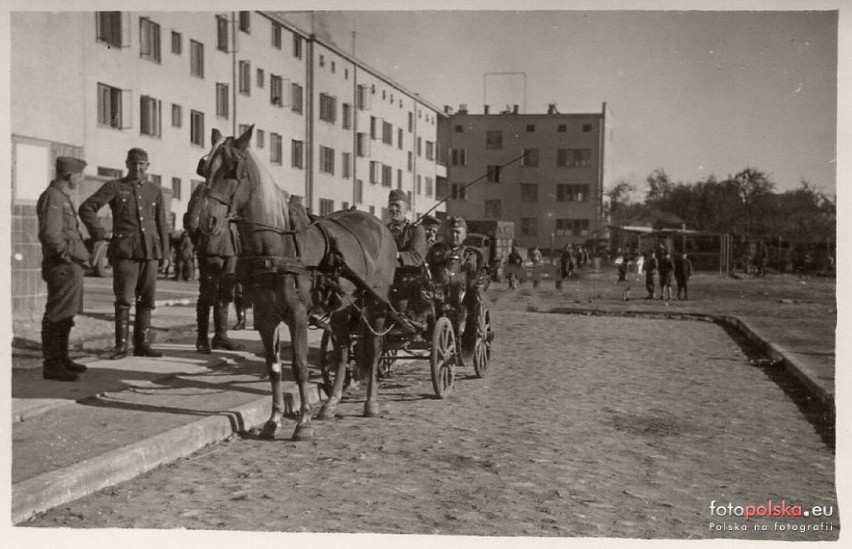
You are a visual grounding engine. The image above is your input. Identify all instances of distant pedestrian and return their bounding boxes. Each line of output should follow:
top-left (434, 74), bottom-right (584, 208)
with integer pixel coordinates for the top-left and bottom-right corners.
top-left (173, 230), bottom-right (195, 281)
top-left (635, 254), bottom-right (645, 276)
top-left (644, 251), bottom-right (658, 299)
top-left (658, 250), bottom-right (675, 301)
top-left (755, 240), bottom-right (768, 277)
top-left (560, 245), bottom-right (575, 279)
top-left (37, 156), bottom-right (91, 381)
top-left (615, 255), bottom-right (628, 284)
top-left (80, 148), bottom-right (170, 359)
top-left (529, 247), bottom-right (543, 266)
top-left (675, 252), bottom-right (693, 300)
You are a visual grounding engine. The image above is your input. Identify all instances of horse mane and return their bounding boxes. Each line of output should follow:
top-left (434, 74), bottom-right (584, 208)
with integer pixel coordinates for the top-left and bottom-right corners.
top-left (243, 147), bottom-right (290, 230)
top-left (287, 198), bottom-right (311, 231)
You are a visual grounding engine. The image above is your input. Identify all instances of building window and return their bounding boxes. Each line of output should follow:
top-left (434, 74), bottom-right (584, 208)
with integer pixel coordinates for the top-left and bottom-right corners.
top-left (526, 124), bottom-right (535, 132)
top-left (320, 146), bottom-right (335, 175)
top-left (521, 184), bottom-right (538, 203)
top-left (345, 68), bottom-right (349, 80)
top-left (215, 83), bottom-right (229, 119)
top-left (417, 137), bottom-right (422, 157)
top-left (140, 95), bottom-right (162, 137)
top-left (557, 149), bottom-right (592, 168)
top-left (319, 93), bottom-right (337, 123)
top-left (408, 111), bottom-right (413, 132)
top-left (397, 128), bottom-right (403, 150)
top-left (293, 34), bottom-right (303, 59)
top-left (484, 200), bottom-right (502, 219)
top-left (451, 184), bottom-right (467, 200)
top-left (416, 175), bottom-right (422, 195)
top-left (239, 11), bottom-right (250, 33)
top-left (486, 130), bottom-right (503, 149)
top-left (342, 103), bottom-right (352, 129)
top-left (381, 164), bottom-right (392, 187)
top-left (486, 165), bottom-right (501, 183)
top-left (97, 166), bottom-right (123, 178)
top-left (172, 177), bottom-right (182, 200)
top-left (382, 121), bottom-right (393, 145)
top-left (407, 151), bottom-right (413, 172)
top-left (270, 133), bottom-right (282, 164)
top-left (171, 31), bottom-right (182, 54)
top-left (356, 133), bottom-right (369, 157)
top-left (556, 184), bottom-right (590, 202)
top-left (342, 152), bottom-right (352, 179)
top-left (271, 23), bottom-right (282, 49)
top-left (319, 198), bottom-right (334, 216)
top-left (425, 141), bottom-right (434, 161)
top-left (257, 68), bottom-right (265, 88)
top-left (256, 129), bottom-right (265, 149)
top-left (583, 123), bottom-right (593, 132)
top-left (520, 218), bottom-right (538, 237)
top-left (436, 177), bottom-right (448, 198)
top-left (96, 12), bottom-right (124, 48)
top-left (369, 161), bottom-right (378, 184)
top-left (354, 180), bottom-right (363, 204)
top-left (97, 83), bottom-right (128, 129)
top-left (171, 104), bottom-right (182, 127)
top-left (450, 148), bottom-right (467, 166)
top-left (522, 148), bottom-right (539, 167)
top-left (425, 177), bottom-right (434, 197)
top-left (370, 116), bottom-right (377, 140)
top-left (454, 124), bottom-right (464, 133)
top-left (557, 124), bottom-right (567, 133)
top-left (555, 219), bottom-right (590, 237)
top-left (216, 16), bottom-right (228, 52)
top-left (190, 40), bottom-right (204, 78)
top-left (270, 75), bottom-right (283, 107)
top-left (290, 139), bottom-right (303, 168)
top-left (291, 83), bottom-right (302, 113)
top-left (331, 61), bottom-right (336, 73)
top-left (139, 18), bottom-right (161, 63)
top-left (238, 61), bottom-right (250, 95)
top-left (190, 110), bottom-right (205, 146)
top-left (357, 85), bottom-right (371, 110)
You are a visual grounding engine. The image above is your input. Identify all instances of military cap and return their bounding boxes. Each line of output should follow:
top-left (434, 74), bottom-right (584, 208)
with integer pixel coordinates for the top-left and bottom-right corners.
top-left (388, 189), bottom-right (408, 204)
top-left (447, 216), bottom-right (467, 230)
top-left (126, 148), bottom-right (149, 162)
top-left (420, 214), bottom-right (440, 227)
top-left (56, 156), bottom-right (87, 177)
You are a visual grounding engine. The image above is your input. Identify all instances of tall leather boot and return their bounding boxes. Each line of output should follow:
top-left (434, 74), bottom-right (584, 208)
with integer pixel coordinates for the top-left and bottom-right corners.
top-left (111, 306), bottom-right (130, 360)
top-left (211, 302), bottom-right (244, 351)
top-left (58, 319), bottom-right (87, 372)
top-left (196, 301), bottom-right (212, 354)
top-left (232, 297), bottom-right (246, 331)
top-left (42, 320), bottom-right (78, 381)
top-left (133, 307), bottom-right (164, 358)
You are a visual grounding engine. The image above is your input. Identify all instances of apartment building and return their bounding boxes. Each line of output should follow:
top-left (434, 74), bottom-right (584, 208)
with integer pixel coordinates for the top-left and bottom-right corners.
top-left (9, 10), bottom-right (446, 313)
top-left (441, 103), bottom-right (611, 254)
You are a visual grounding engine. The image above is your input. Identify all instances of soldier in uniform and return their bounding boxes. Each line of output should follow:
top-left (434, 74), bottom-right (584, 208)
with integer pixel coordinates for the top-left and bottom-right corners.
top-left (421, 215), bottom-right (440, 250)
top-left (427, 216), bottom-right (483, 326)
top-left (184, 183), bottom-right (244, 353)
top-left (386, 189), bottom-right (427, 266)
top-left (37, 156), bottom-right (91, 381)
top-left (79, 148), bottom-right (170, 359)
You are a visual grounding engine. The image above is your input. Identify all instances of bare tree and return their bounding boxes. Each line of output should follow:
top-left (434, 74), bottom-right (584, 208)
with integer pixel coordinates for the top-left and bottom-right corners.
top-left (730, 167), bottom-right (775, 241)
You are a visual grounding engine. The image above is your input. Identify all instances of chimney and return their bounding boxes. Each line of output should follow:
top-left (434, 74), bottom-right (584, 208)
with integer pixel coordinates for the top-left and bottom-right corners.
top-left (513, 104), bottom-right (519, 114)
top-left (459, 104), bottom-right (468, 114)
top-left (444, 105), bottom-right (454, 115)
top-left (547, 103), bottom-right (559, 115)
top-left (484, 105), bottom-right (490, 115)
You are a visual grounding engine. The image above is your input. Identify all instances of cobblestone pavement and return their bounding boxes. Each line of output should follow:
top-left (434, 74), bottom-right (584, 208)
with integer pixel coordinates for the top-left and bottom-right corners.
top-left (24, 312), bottom-right (837, 540)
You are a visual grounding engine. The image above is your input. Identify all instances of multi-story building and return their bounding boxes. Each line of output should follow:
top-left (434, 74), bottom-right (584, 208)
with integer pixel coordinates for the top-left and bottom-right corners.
top-left (10, 10), bottom-right (446, 313)
top-left (441, 103), bottom-right (611, 255)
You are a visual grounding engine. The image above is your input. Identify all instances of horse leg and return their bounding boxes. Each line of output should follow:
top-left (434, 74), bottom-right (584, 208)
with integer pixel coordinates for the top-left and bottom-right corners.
top-left (288, 307), bottom-right (315, 441)
top-left (318, 312), bottom-right (349, 420)
top-left (363, 304), bottom-right (384, 418)
top-left (258, 317), bottom-right (285, 439)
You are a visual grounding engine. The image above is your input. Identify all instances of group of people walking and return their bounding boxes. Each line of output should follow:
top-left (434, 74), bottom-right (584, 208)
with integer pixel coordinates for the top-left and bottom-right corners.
top-left (633, 248), bottom-right (693, 301)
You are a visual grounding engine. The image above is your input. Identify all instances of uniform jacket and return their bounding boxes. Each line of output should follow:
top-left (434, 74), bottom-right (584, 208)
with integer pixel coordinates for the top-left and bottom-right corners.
top-left (658, 256), bottom-right (675, 276)
top-left (645, 256), bottom-right (659, 273)
top-left (37, 181), bottom-right (91, 267)
top-left (388, 219), bottom-right (427, 266)
top-left (674, 257), bottom-right (693, 279)
top-left (183, 184), bottom-right (240, 257)
top-left (79, 176), bottom-right (170, 261)
top-left (427, 243), bottom-right (481, 290)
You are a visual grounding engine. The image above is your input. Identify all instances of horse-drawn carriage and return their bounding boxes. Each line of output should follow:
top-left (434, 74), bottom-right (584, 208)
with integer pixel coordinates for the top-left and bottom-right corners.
top-left (318, 246), bottom-right (494, 399)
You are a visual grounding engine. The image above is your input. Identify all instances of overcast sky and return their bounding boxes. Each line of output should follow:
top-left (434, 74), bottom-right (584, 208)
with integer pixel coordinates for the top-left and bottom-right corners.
top-left (298, 9), bottom-right (838, 197)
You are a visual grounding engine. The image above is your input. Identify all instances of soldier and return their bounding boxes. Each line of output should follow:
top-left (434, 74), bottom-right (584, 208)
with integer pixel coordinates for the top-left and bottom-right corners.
top-left (420, 214), bottom-right (440, 250)
top-left (644, 250), bottom-right (658, 299)
top-left (37, 156), bottom-right (91, 381)
top-left (675, 252), bottom-right (693, 300)
top-left (184, 183), bottom-right (244, 353)
top-left (386, 189), bottom-right (427, 266)
top-left (79, 148), bottom-right (170, 359)
top-left (427, 217), bottom-right (483, 325)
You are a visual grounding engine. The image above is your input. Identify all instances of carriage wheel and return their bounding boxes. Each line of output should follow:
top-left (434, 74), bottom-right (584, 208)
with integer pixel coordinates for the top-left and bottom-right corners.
top-left (473, 306), bottom-right (492, 378)
top-left (430, 316), bottom-right (456, 398)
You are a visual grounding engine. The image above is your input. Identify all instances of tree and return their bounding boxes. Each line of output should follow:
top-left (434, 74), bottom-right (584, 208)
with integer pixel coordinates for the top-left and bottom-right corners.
top-left (729, 167), bottom-right (774, 241)
top-left (605, 179), bottom-right (636, 217)
top-left (645, 168), bottom-right (675, 203)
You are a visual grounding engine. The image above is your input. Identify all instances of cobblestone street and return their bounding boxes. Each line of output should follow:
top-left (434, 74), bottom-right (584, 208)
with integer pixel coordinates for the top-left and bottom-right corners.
top-left (25, 311), bottom-right (837, 540)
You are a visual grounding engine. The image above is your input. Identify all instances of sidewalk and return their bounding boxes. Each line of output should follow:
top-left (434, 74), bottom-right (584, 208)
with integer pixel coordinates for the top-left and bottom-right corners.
top-left (10, 272), bottom-right (836, 524)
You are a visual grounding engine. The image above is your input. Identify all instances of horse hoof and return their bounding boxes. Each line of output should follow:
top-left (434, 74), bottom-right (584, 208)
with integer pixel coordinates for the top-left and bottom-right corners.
top-left (259, 420), bottom-right (281, 440)
top-left (364, 401), bottom-right (380, 417)
top-left (317, 404), bottom-right (337, 420)
top-left (291, 424), bottom-right (315, 441)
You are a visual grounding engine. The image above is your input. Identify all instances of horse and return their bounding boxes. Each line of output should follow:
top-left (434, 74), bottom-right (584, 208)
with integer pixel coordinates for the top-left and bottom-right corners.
top-left (188, 126), bottom-right (398, 441)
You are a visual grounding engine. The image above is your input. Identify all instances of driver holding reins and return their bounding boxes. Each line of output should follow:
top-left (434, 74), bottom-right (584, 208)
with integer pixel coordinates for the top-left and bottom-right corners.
top-left (386, 189), bottom-right (427, 267)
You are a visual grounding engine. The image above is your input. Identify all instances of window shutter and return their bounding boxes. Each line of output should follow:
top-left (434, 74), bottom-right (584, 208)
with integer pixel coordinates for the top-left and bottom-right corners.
top-left (121, 89), bottom-right (133, 129)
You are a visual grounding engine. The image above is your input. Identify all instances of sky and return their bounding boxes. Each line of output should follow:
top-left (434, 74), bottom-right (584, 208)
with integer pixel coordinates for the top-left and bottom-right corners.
top-left (291, 9), bottom-right (838, 197)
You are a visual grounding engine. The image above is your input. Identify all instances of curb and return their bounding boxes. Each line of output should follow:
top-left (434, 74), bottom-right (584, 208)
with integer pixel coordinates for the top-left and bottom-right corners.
top-left (547, 306), bottom-right (834, 413)
top-left (13, 381), bottom-right (325, 525)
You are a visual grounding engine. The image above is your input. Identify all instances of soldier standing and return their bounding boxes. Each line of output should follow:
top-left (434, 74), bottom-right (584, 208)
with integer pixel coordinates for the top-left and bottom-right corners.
top-left (184, 183), bottom-right (244, 353)
top-left (386, 189), bottom-right (427, 266)
top-left (79, 148), bottom-right (170, 359)
top-left (37, 156), bottom-right (91, 381)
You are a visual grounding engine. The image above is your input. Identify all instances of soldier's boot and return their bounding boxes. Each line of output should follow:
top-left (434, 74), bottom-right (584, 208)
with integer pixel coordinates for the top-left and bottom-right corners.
top-left (58, 319), bottom-right (87, 373)
top-left (232, 297), bottom-right (247, 331)
top-left (211, 303), bottom-right (244, 351)
top-left (111, 306), bottom-right (131, 360)
top-left (42, 320), bottom-right (78, 381)
top-left (196, 302), bottom-right (212, 354)
top-left (133, 307), bottom-right (164, 358)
